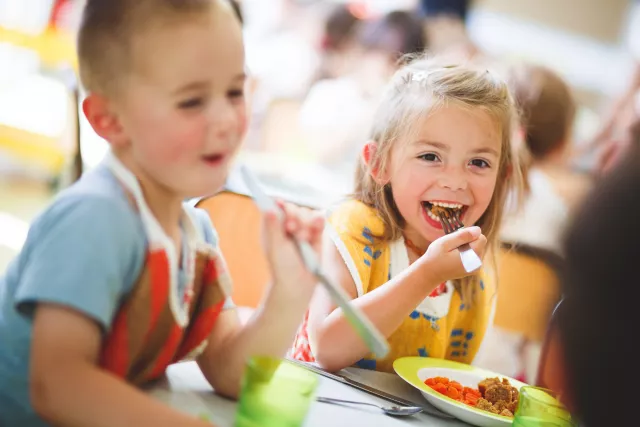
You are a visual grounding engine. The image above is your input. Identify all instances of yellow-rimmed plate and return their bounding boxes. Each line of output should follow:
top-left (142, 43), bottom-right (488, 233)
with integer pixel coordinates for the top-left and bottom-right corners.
top-left (393, 357), bottom-right (527, 427)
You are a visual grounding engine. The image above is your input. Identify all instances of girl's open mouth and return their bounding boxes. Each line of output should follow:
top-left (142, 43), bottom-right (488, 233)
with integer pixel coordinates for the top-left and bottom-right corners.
top-left (421, 201), bottom-right (468, 225)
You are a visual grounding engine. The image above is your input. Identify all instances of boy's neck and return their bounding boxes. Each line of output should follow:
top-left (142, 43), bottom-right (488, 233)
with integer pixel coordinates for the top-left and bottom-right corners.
top-left (138, 177), bottom-right (184, 236)
top-left (115, 153), bottom-right (184, 236)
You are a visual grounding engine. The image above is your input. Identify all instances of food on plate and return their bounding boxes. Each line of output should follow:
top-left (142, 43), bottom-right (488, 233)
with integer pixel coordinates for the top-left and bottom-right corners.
top-left (424, 376), bottom-right (519, 418)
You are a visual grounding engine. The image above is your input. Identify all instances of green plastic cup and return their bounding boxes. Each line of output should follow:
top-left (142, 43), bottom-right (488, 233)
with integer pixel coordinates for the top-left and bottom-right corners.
top-left (512, 386), bottom-right (576, 427)
top-left (234, 356), bottom-right (319, 427)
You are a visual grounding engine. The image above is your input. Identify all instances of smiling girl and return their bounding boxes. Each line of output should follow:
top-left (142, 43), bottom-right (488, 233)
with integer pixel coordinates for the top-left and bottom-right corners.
top-left (291, 57), bottom-right (522, 372)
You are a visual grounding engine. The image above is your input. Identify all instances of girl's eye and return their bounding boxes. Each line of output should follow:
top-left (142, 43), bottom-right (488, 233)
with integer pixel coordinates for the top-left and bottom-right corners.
top-left (419, 153), bottom-right (440, 162)
top-left (470, 158), bottom-right (490, 168)
top-left (178, 97), bottom-right (204, 109)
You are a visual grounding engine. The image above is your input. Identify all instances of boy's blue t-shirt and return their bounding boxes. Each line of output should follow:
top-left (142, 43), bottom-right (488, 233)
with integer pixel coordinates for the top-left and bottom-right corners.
top-left (0, 163), bottom-right (234, 426)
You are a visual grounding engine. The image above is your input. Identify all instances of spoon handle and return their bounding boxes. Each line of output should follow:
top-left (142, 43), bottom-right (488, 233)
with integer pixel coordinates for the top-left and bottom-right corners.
top-left (316, 396), bottom-right (380, 409)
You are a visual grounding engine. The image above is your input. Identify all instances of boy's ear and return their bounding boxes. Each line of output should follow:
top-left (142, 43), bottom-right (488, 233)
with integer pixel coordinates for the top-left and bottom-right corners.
top-left (82, 93), bottom-right (127, 148)
top-left (362, 140), bottom-right (390, 184)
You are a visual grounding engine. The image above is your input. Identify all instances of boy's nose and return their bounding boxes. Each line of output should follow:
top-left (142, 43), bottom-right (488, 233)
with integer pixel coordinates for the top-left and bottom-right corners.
top-left (207, 98), bottom-right (239, 136)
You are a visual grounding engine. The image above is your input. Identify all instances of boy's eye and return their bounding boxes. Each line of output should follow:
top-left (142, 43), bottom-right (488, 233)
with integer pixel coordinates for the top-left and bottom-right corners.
top-left (419, 153), bottom-right (440, 162)
top-left (470, 158), bottom-right (490, 168)
top-left (178, 97), bottom-right (204, 109)
top-left (227, 89), bottom-right (244, 99)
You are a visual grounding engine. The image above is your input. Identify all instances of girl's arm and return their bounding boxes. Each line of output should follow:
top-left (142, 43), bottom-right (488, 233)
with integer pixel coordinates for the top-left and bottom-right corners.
top-left (307, 227), bottom-right (486, 372)
top-left (30, 304), bottom-right (213, 427)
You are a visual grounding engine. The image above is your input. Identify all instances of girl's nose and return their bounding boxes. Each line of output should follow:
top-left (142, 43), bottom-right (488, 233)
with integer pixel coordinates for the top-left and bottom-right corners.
top-left (437, 168), bottom-right (468, 191)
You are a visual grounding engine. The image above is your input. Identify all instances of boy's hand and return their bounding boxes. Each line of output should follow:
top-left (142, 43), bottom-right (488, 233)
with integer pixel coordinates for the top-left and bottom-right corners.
top-left (419, 226), bottom-right (487, 284)
top-left (262, 201), bottom-right (324, 303)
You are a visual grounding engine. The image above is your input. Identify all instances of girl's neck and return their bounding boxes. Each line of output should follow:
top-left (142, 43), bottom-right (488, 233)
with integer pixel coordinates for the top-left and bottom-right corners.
top-left (403, 227), bottom-right (430, 257)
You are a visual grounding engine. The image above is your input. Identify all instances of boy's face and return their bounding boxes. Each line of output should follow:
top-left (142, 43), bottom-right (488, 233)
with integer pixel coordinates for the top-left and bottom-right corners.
top-left (110, 5), bottom-right (246, 199)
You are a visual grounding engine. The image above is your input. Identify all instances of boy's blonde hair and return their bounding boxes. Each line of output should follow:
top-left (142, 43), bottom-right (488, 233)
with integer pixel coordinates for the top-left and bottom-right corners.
top-left (354, 56), bottom-right (522, 300)
top-left (78, 0), bottom-right (220, 95)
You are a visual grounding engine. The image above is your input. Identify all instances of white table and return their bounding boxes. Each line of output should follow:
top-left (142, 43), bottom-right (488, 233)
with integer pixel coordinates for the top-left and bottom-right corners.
top-left (148, 362), bottom-right (470, 427)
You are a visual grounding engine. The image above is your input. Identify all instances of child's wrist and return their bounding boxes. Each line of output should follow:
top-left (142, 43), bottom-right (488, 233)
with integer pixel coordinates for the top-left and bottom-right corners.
top-left (263, 281), bottom-right (314, 311)
top-left (413, 256), bottom-right (445, 290)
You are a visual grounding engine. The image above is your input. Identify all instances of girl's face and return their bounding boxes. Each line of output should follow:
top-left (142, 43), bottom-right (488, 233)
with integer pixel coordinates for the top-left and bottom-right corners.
top-left (380, 105), bottom-right (502, 248)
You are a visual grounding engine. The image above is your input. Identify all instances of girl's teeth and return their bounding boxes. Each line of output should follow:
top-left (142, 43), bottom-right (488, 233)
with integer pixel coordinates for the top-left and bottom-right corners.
top-left (426, 209), bottom-right (439, 221)
top-left (430, 201), bottom-right (463, 209)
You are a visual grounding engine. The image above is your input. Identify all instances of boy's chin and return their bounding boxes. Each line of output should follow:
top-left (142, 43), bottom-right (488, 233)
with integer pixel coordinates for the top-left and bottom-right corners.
top-left (183, 182), bottom-right (225, 200)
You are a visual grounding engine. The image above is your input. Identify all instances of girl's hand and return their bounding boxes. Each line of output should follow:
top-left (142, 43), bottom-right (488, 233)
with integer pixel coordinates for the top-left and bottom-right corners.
top-left (261, 201), bottom-right (325, 303)
top-left (419, 226), bottom-right (487, 284)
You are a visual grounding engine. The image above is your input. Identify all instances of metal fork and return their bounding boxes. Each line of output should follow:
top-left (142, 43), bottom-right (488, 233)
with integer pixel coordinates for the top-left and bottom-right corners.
top-left (437, 209), bottom-right (483, 273)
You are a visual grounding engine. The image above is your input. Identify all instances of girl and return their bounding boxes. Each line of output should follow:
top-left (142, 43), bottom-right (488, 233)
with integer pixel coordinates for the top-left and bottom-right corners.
top-left (292, 56), bottom-right (521, 372)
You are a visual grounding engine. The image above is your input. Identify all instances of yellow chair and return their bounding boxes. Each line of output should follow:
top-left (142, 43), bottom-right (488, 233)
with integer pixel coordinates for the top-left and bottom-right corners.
top-left (195, 192), bottom-right (271, 308)
top-left (494, 244), bottom-right (562, 343)
top-left (0, 22), bottom-right (80, 181)
top-left (535, 300), bottom-right (564, 389)
top-left (0, 26), bottom-right (77, 70)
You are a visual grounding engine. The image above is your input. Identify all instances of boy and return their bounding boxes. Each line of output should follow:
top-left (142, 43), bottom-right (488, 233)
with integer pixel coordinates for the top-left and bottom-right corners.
top-left (0, 1), bottom-right (322, 426)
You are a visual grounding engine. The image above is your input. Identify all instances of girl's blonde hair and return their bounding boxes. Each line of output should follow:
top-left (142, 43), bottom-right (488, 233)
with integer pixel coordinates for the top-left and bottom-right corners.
top-left (353, 55), bottom-right (523, 301)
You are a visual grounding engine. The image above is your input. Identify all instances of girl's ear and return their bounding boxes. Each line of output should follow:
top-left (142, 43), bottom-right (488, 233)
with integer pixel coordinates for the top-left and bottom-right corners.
top-left (362, 140), bottom-right (390, 184)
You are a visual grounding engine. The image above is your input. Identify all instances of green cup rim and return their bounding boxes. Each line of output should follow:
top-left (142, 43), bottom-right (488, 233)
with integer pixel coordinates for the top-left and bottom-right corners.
top-left (519, 386), bottom-right (567, 410)
top-left (245, 355), bottom-right (318, 388)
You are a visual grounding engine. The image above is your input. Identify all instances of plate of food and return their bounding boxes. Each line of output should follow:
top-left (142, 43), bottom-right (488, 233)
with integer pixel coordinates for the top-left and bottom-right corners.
top-left (393, 357), bottom-right (527, 427)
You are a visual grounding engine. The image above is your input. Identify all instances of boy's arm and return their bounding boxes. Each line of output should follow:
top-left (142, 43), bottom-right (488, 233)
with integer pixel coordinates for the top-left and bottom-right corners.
top-left (31, 304), bottom-right (213, 427)
top-left (197, 289), bottom-right (309, 399)
top-left (196, 204), bottom-right (324, 399)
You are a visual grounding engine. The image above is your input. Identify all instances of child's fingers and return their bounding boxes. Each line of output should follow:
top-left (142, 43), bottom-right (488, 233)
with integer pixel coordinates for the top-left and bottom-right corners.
top-left (280, 203), bottom-right (319, 235)
top-left (263, 210), bottom-right (284, 241)
top-left (306, 217), bottom-right (325, 245)
top-left (296, 212), bottom-right (324, 245)
top-left (278, 202), bottom-right (301, 234)
top-left (439, 226), bottom-right (482, 252)
top-left (468, 234), bottom-right (487, 259)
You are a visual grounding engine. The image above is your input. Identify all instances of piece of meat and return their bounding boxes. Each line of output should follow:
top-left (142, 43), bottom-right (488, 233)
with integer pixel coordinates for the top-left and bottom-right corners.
top-left (510, 386), bottom-right (520, 403)
top-left (478, 378), bottom-right (501, 395)
top-left (493, 401), bottom-right (509, 412)
top-left (485, 384), bottom-right (514, 404)
top-left (476, 398), bottom-right (499, 414)
top-left (500, 409), bottom-right (514, 418)
top-left (507, 400), bottom-right (518, 414)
